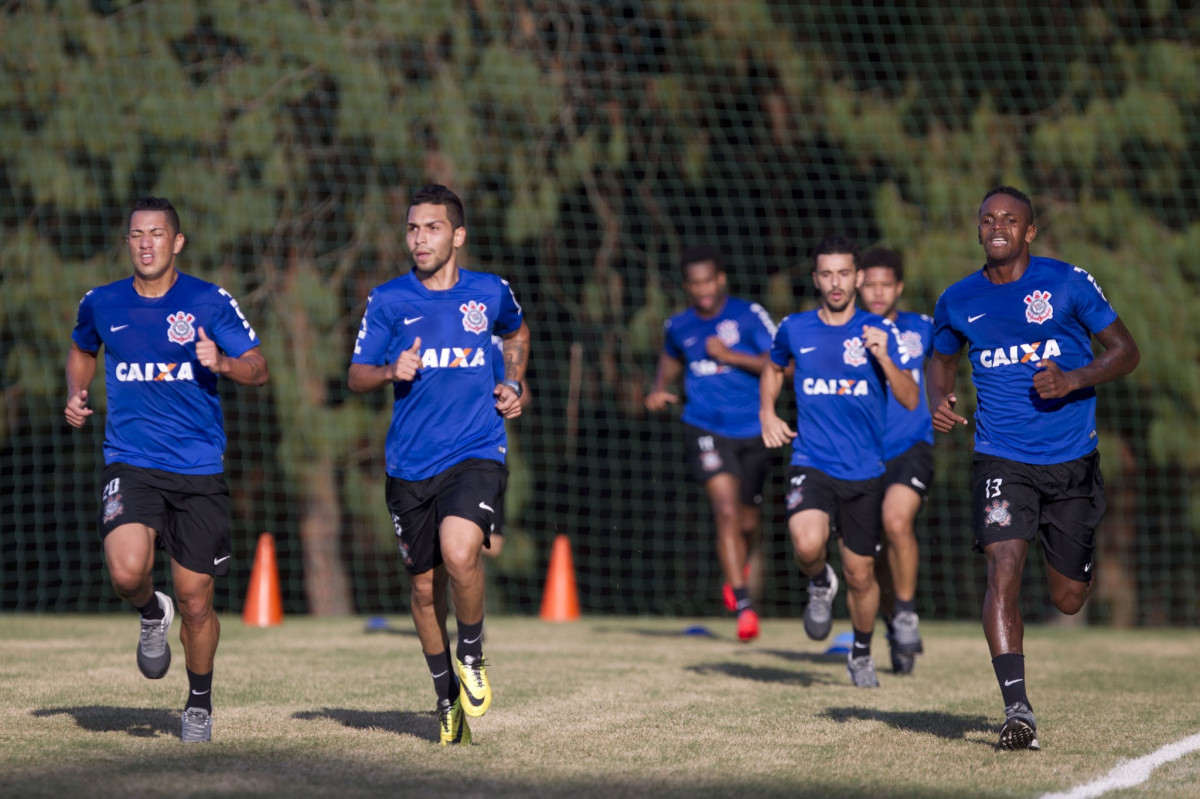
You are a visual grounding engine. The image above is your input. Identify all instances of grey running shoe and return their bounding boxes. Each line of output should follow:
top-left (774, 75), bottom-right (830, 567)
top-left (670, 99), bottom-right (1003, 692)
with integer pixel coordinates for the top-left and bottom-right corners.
top-left (890, 649), bottom-right (916, 675)
top-left (181, 707), bottom-right (212, 743)
top-left (136, 591), bottom-right (174, 680)
top-left (890, 610), bottom-right (923, 655)
top-left (803, 564), bottom-right (838, 640)
top-left (999, 702), bottom-right (1040, 751)
top-left (846, 654), bottom-right (880, 688)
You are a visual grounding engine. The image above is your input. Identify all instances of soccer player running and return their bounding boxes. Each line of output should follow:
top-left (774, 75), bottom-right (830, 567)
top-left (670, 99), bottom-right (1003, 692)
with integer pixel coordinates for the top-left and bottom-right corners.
top-left (928, 186), bottom-right (1139, 750)
top-left (760, 236), bottom-right (919, 687)
top-left (858, 248), bottom-right (934, 674)
top-left (64, 197), bottom-right (270, 743)
top-left (349, 184), bottom-right (529, 746)
top-left (645, 246), bottom-right (777, 642)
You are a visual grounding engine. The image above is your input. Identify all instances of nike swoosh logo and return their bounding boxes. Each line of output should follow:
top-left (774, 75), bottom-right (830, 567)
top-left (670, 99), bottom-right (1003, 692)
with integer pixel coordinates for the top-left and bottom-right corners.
top-left (853, 642), bottom-right (869, 649)
top-left (461, 636), bottom-right (481, 645)
top-left (191, 689), bottom-right (210, 696)
top-left (430, 669), bottom-right (448, 679)
top-left (462, 689), bottom-right (487, 709)
top-left (213, 555), bottom-right (231, 566)
top-left (1004, 678), bottom-right (1024, 686)
top-left (110, 324), bottom-right (129, 332)
top-left (478, 502), bottom-right (494, 512)
top-left (683, 337), bottom-right (698, 347)
top-left (404, 316), bottom-right (423, 325)
top-left (968, 313), bottom-right (987, 323)
top-left (799, 346), bottom-right (817, 354)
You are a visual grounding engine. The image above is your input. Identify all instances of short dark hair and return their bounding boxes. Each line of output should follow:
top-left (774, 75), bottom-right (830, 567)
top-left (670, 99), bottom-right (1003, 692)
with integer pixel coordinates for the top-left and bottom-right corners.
top-left (410, 184), bottom-right (466, 229)
top-left (981, 185), bottom-right (1035, 221)
top-left (811, 235), bottom-right (859, 271)
top-left (129, 196), bottom-right (181, 235)
top-left (679, 245), bottom-right (724, 277)
top-left (860, 247), bottom-right (903, 281)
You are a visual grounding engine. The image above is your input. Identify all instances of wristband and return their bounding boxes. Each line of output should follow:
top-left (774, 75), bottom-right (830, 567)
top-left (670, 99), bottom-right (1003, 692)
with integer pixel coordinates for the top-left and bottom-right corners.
top-left (500, 379), bottom-right (523, 399)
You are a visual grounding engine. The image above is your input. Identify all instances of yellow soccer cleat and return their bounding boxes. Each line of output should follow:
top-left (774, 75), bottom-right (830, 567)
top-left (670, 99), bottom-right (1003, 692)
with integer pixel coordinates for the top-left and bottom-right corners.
top-left (455, 655), bottom-right (492, 718)
top-left (437, 696), bottom-right (472, 746)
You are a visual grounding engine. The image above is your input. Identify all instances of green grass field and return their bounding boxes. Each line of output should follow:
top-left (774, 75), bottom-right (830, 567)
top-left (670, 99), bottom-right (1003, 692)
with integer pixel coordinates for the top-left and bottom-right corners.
top-left (2, 614), bottom-right (1197, 798)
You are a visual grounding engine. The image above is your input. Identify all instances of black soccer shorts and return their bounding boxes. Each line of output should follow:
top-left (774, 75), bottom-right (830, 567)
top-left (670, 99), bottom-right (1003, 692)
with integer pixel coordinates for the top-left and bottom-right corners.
top-left (683, 424), bottom-right (771, 507)
top-left (783, 465), bottom-right (884, 558)
top-left (971, 451), bottom-right (1106, 583)
top-left (884, 441), bottom-right (934, 500)
top-left (385, 458), bottom-right (507, 575)
top-left (98, 462), bottom-right (233, 577)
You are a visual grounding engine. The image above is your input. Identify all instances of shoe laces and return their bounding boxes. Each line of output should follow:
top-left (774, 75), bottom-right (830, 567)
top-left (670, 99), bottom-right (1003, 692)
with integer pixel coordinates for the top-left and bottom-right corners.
top-left (139, 617), bottom-right (166, 654)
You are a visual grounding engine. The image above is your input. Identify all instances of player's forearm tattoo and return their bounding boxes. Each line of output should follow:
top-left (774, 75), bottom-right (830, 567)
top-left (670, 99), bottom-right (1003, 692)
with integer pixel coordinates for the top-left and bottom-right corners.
top-left (504, 342), bottom-right (527, 381)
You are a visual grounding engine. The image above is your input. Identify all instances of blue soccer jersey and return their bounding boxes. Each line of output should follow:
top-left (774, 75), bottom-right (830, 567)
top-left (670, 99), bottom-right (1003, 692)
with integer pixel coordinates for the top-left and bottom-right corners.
top-left (662, 296), bottom-right (777, 439)
top-left (770, 307), bottom-right (912, 481)
top-left (932, 256), bottom-right (1118, 464)
top-left (71, 273), bottom-right (261, 475)
top-left (883, 310), bottom-right (935, 460)
top-left (352, 268), bottom-right (524, 481)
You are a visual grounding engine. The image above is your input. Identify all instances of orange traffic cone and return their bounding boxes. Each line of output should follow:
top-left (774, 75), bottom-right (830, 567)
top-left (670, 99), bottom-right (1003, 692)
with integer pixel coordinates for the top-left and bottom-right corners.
top-left (539, 534), bottom-right (580, 621)
top-left (242, 532), bottom-right (283, 627)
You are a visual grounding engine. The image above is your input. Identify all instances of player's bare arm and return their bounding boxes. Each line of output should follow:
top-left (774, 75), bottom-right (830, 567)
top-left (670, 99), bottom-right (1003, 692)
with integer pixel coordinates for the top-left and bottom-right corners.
top-left (1032, 317), bottom-right (1140, 400)
top-left (705, 337), bottom-right (770, 376)
top-left (494, 321), bottom-right (531, 419)
top-left (195, 327), bottom-right (269, 387)
top-left (64, 343), bottom-right (99, 428)
top-left (348, 337), bottom-right (423, 393)
top-left (645, 352), bottom-right (684, 411)
top-left (927, 349), bottom-right (968, 432)
top-left (863, 324), bottom-right (919, 411)
top-left (759, 359), bottom-right (797, 448)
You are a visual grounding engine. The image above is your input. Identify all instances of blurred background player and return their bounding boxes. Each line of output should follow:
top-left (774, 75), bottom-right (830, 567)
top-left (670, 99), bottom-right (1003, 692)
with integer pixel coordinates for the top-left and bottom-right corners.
top-left (645, 246), bottom-right (776, 642)
top-left (349, 184), bottom-right (529, 745)
top-left (760, 236), bottom-right (918, 687)
top-left (859, 247), bottom-right (934, 674)
top-left (928, 186), bottom-right (1139, 749)
top-left (65, 196), bottom-right (270, 743)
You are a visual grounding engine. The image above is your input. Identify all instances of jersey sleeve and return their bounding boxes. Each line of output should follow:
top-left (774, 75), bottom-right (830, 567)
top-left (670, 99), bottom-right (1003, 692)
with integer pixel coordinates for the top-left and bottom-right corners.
top-left (931, 291), bottom-right (965, 355)
top-left (492, 277), bottom-right (524, 336)
top-left (209, 286), bottom-right (260, 358)
top-left (351, 290), bottom-right (396, 365)
top-left (1069, 266), bottom-right (1119, 334)
top-left (769, 317), bottom-right (792, 367)
top-left (748, 303), bottom-right (777, 352)
top-left (71, 291), bottom-right (100, 352)
top-left (662, 317), bottom-right (682, 359)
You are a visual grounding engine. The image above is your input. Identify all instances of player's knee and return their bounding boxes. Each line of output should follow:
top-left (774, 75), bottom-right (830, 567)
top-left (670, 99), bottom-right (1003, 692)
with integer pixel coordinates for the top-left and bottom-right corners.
top-left (1051, 583), bottom-right (1090, 615)
top-left (842, 561), bottom-right (875, 594)
top-left (174, 591), bottom-right (213, 627)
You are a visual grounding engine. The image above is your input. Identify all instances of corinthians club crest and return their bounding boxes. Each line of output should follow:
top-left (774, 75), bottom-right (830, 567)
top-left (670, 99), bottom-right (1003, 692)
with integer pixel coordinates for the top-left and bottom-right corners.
top-left (716, 319), bottom-right (741, 347)
top-left (843, 337), bottom-right (867, 367)
top-left (1024, 290), bottom-right (1053, 325)
top-left (460, 300), bottom-right (488, 334)
top-left (167, 311), bottom-right (196, 344)
top-left (983, 499), bottom-right (1012, 527)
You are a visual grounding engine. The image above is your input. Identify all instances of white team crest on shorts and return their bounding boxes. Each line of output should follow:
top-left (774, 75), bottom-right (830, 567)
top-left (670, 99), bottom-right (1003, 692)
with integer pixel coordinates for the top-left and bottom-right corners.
top-left (700, 450), bottom-right (723, 473)
top-left (786, 486), bottom-right (804, 509)
top-left (102, 493), bottom-right (124, 523)
top-left (983, 499), bottom-right (1012, 527)
top-left (167, 311), bottom-right (196, 344)
top-left (843, 337), bottom-right (867, 367)
top-left (460, 300), bottom-right (488, 333)
top-left (716, 319), bottom-right (740, 347)
top-left (391, 514), bottom-right (413, 566)
top-left (1024, 290), bottom-right (1053, 325)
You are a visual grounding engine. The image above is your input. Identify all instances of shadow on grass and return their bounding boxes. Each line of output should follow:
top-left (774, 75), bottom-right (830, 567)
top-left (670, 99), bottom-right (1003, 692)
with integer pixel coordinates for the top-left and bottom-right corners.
top-left (822, 706), bottom-right (995, 743)
top-left (684, 662), bottom-right (838, 687)
top-left (294, 707), bottom-right (437, 743)
top-left (758, 647), bottom-right (848, 664)
top-left (592, 625), bottom-right (726, 640)
top-left (31, 706), bottom-right (177, 737)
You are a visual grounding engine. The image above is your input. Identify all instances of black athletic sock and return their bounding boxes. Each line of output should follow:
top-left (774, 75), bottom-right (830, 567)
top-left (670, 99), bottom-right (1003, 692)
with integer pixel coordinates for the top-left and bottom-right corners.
top-left (895, 597), bottom-right (916, 615)
top-left (456, 618), bottom-right (484, 662)
top-left (732, 587), bottom-right (752, 613)
top-left (851, 627), bottom-right (873, 659)
top-left (185, 668), bottom-right (213, 713)
top-left (993, 653), bottom-right (1031, 709)
top-left (426, 650), bottom-right (457, 704)
top-left (136, 595), bottom-right (164, 620)
top-left (810, 566), bottom-right (831, 588)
